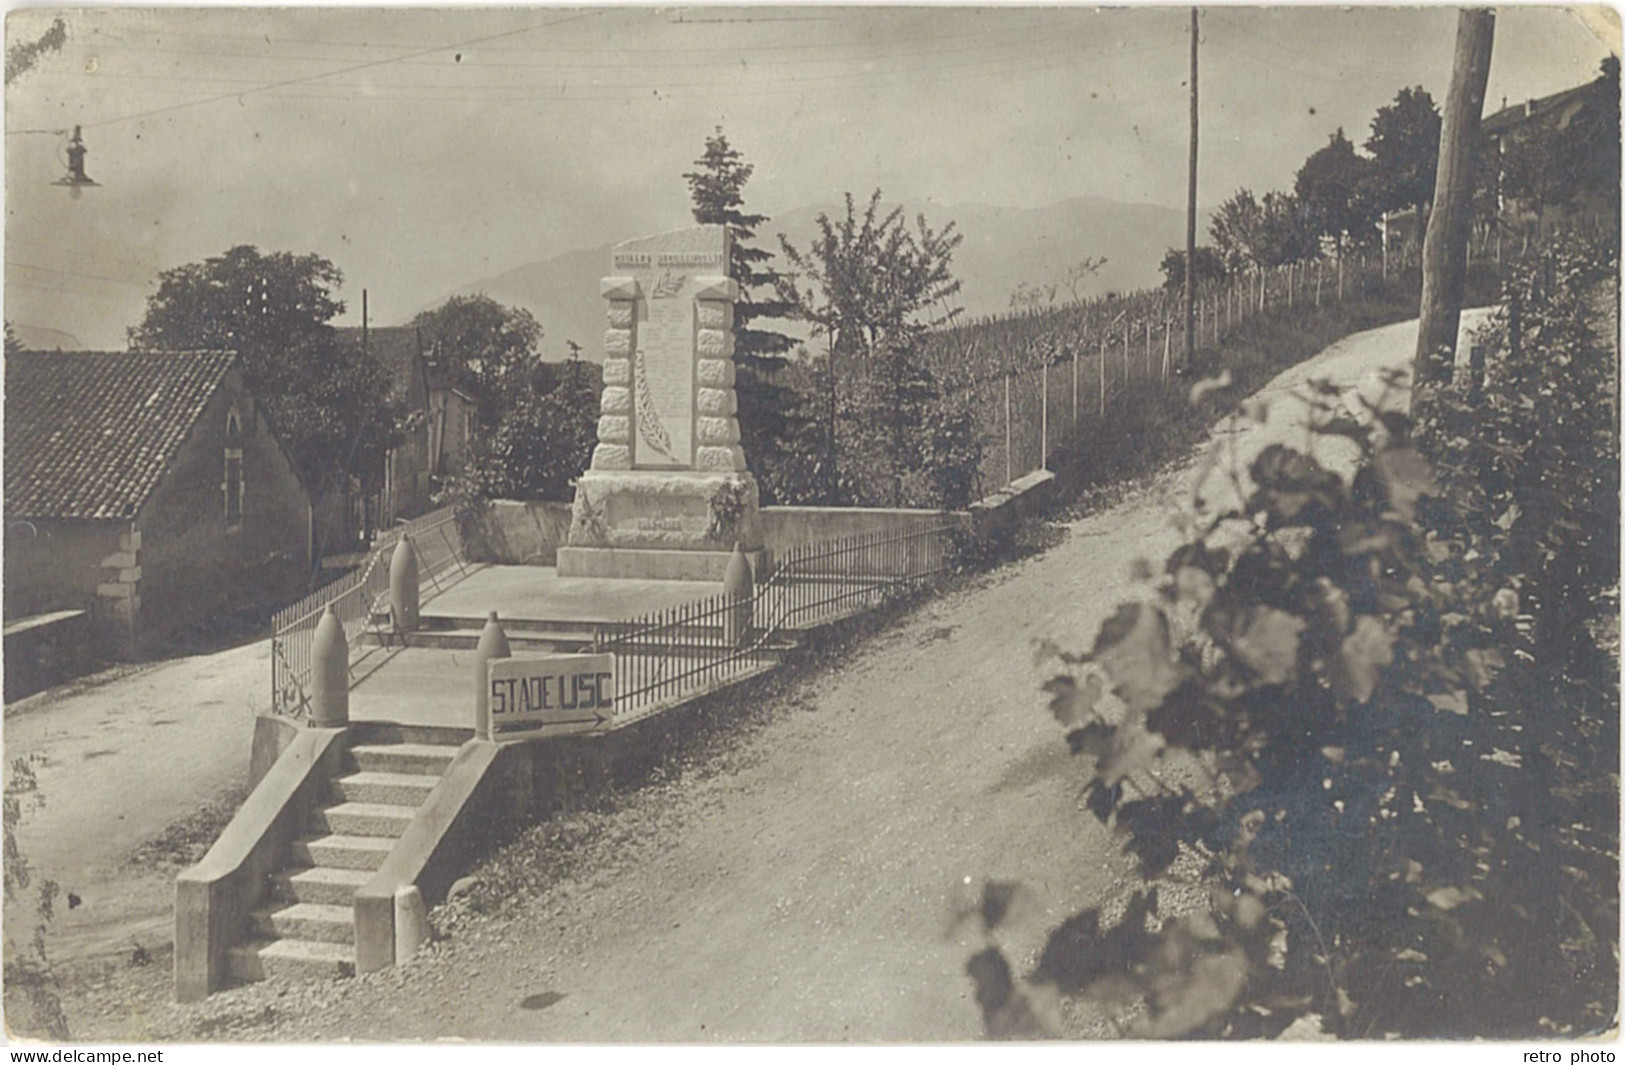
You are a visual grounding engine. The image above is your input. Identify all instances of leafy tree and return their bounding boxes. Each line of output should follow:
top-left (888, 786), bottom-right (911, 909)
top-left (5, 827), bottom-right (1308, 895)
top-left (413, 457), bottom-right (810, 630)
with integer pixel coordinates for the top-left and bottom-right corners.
top-left (410, 294), bottom-right (543, 430)
top-left (776, 190), bottom-right (972, 507)
top-left (130, 245), bottom-right (397, 551)
top-left (1364, 86), bottom-right (1442, 220)
top-left (449, 347), bottom-right (599, 503)
top-left (1210, 190), bottom-right (1315, 273)
top-left (1158, 245), bottom-right (1227, 290)
top-left (683, 128), bottom-right (805, 504)
top-left (1295, 129), bottom-right (1379, 252)
top-left (4, 322), bottom-right (21, 357)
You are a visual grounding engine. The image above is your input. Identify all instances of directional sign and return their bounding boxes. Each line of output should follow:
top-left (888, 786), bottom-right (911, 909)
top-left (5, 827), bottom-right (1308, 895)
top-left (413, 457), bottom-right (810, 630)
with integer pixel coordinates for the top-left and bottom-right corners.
top-left (486, 654), bottom-right (617, 741)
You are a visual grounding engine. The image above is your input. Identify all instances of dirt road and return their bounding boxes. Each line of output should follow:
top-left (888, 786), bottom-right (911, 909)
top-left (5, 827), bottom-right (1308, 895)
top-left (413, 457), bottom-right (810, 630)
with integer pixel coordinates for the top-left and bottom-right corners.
top-left (30, 312), bottom-right (1487, 1041)
top-left (4, 638), bottom-right (269, 961)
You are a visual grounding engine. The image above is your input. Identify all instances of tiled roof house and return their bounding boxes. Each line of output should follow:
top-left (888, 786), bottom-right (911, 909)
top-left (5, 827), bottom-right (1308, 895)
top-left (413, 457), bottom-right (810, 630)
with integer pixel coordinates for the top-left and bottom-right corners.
top-left (5, 350), bottom-right (313, 666)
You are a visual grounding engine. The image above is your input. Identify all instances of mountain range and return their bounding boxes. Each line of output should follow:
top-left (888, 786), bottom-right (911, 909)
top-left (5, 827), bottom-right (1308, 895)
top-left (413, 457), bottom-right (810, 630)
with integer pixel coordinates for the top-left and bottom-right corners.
top-left (423, 196), bottom-right (1204, 362)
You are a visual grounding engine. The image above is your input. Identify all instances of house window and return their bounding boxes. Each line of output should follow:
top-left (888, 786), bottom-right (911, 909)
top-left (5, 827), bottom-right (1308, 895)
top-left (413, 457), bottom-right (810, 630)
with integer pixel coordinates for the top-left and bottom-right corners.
top-left (224, 448), bottom-right (243, 528)
top-left (224, 405), bottom-right (244, 530)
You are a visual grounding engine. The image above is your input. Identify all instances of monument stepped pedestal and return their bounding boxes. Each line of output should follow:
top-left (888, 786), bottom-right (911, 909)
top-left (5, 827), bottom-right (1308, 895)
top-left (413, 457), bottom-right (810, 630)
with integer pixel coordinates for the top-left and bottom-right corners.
top-left (559, 224), bottom-right (764, 582)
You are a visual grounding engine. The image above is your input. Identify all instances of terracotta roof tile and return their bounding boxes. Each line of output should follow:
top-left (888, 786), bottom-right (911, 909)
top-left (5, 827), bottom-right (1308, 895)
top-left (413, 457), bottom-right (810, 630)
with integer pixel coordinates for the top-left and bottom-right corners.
top-left (5, 350), bottom-right (237, 520)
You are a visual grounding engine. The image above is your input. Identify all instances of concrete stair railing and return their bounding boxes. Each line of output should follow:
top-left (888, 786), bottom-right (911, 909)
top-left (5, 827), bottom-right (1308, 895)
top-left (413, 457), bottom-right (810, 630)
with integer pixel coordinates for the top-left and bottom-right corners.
top-left (224, 741), bottom-right (459, 984)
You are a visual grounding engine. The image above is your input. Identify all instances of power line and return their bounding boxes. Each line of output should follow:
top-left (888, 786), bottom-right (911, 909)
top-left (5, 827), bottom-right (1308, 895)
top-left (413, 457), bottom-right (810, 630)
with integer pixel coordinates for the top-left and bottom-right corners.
top-left (41, 35), bottom-right (1166, 109)
top-left (81, 9), bottom-right (606, 131)
top-left (7, 236), bottom-right (156, 272)
top-left (88, 17), bottom-right (1090, 71)
top-left (9, 259), bottom-right (146, 286)
top-left (95, 13), bottom-right (1087, 58)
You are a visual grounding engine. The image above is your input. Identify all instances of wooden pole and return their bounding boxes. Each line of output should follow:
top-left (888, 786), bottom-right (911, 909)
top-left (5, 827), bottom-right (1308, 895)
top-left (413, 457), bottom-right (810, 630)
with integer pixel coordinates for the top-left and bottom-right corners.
top-left (1417, 9), bottom-right (1495, 389)
top-left (1041, 360), bottom-right (1049, 469)
top-left (1072, 343), bottom-right (1079, 428)
top-left (1004, 370), bottom-right (1013, 486)
top-left (1099, 336), bottom-right (1106, 418)
top-left (1183, 6), bottom-right (1199, 374)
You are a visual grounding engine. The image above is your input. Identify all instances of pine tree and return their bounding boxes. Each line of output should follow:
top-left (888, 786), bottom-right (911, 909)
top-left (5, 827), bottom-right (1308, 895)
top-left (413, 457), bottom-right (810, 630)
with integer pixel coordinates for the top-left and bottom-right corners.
top-left (683, 128), bottom-right (803, 504)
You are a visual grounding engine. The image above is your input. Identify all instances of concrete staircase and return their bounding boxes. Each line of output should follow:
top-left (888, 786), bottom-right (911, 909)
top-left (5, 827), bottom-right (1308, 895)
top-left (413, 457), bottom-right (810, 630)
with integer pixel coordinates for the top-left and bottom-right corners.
top-left (225, 740), bottom-right (459, 984)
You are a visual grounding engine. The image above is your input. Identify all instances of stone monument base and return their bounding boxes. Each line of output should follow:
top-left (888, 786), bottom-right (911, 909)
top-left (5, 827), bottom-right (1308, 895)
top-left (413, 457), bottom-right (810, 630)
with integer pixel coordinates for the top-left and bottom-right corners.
top-left (558, 469), bottom-right (762, 582)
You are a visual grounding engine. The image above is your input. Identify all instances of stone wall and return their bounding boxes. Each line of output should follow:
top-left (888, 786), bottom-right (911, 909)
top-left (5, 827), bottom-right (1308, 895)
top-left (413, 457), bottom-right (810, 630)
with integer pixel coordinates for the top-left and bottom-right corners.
top-left (463, 500), bottom-right (575, 566)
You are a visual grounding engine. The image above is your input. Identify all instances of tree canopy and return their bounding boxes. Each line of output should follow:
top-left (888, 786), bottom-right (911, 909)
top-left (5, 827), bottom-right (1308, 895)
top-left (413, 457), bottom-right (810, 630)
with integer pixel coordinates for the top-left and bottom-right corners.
top-left (1158, 245), bottom-right (1227, 290)
top-left (409, 294), bottom-right (543, 427)
top-left (1364, 86), bottom-right (1442, 219)
top-left (1295, 129), bottom-right (1378, 250)
top-left (129, 245), bottom-right (396, 508)
top-left (683, 127), bottom-right (806, 505)
top-left (777, 189), bottom-right (963, 368)
top-left (1209, 189), bottom-right (1314, 272)
top-left (683, 127), bottom-right (796, 367)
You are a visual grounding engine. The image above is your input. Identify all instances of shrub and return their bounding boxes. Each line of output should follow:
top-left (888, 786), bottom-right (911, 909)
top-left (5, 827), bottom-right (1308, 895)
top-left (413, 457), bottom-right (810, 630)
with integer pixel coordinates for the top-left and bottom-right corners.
top-left (971, 235), bottom-right (1618, 1040)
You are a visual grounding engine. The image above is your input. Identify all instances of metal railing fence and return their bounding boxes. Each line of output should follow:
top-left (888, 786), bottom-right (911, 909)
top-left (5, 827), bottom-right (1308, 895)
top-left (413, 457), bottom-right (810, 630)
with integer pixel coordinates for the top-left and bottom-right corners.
top-left (270, 505), bottom-right (473, 718)
top-left (593, 520), bottom-right (957, 724)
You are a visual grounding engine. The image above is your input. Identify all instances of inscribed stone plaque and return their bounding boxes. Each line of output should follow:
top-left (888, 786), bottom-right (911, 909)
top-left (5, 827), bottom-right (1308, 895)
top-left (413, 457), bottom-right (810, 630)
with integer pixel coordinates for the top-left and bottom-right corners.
top-left (610, 227), bottom-right (728, 469)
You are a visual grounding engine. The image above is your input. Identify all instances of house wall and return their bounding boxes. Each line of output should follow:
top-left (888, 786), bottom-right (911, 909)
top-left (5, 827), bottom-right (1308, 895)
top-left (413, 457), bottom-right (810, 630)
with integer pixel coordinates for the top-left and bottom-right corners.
top-left (136, 370), bottom-right (311, 651)
top-left (430, 389), bottom-right (476, 475)
top-left (383, 423), bottom-right (433, 524)
top-left (3, 519), bottom-right (132, 658)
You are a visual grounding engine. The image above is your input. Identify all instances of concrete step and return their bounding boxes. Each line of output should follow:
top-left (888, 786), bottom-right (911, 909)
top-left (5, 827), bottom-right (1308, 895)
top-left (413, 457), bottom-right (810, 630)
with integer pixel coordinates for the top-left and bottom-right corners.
top-left (228, 938), bottom-right (354, 983)
top-left (357, 628), bottom-right (595, 652)
top-left (373, 611), bottom-right (602, 638)
top-left (290, 834), bottom-right (395, 871)
top-left (331, 770), bottom-right (439, 806)
top-left (271, 865), bottom-right (372, 906)
top-left (309, 802), bottom-right (416, 838)
top-left (348, 742), bottom-right (459, 776)
top-left (251, 902), bottom-right (355, 944)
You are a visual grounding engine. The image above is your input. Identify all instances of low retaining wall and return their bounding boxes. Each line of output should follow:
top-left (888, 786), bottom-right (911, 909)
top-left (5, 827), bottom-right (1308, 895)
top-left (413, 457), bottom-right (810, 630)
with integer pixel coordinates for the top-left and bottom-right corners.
top-left (174, 727), bottom-right (348, 1002)
top-left (3, 609), bottom-right (93, 702)
top-left (464, 500), bottom-right (574, 566)
top-left (967, 469), bottom-right (1058, 542)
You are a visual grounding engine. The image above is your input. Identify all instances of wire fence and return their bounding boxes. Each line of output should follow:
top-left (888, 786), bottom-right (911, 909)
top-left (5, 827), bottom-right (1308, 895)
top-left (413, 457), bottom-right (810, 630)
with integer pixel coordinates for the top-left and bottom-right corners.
top-left (592, 520), bottom-right (957, 724)
top-left (270, 505), bottom-right (473, 718)
top-left (920, 230), bottom-right (1516, 496)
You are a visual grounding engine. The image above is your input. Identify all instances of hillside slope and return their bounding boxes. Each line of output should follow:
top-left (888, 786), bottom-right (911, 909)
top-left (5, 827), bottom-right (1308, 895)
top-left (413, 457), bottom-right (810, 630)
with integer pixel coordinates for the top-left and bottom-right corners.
top-left (424, 196), bottom-right (1200, 362)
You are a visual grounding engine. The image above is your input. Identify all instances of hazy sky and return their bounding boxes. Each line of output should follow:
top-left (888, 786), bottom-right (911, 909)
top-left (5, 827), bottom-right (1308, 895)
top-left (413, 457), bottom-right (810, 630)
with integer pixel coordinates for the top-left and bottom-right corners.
top-left (5, 4), bottom-right (1618, 349)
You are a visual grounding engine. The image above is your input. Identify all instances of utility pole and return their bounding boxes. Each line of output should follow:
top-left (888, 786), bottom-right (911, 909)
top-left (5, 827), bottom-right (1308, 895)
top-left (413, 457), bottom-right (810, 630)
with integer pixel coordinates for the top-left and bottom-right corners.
top-left (1416, 9), bottom-right (1495, 389)
top-left (1183, 6), bottom-right (1199, 373)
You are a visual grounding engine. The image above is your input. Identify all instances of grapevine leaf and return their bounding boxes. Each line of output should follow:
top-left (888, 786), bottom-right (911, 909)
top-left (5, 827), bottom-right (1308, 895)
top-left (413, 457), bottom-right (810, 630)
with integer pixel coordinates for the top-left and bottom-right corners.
top-left (1330, 615), bottom-right (1395, 704)
top-left (1373, 444), bottom-right (1439, 522)
top-left (1230, 607), bottom-right (1307, 685)
top-left (1091, 603), bottom-right (1186, 714)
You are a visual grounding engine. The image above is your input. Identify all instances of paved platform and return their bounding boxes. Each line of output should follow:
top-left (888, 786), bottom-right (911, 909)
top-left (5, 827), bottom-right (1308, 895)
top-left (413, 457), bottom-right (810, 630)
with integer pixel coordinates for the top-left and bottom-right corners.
top-left (348, 565), bottom-right (726, 732)
top-left (418, 565), bottom-right (721, 624)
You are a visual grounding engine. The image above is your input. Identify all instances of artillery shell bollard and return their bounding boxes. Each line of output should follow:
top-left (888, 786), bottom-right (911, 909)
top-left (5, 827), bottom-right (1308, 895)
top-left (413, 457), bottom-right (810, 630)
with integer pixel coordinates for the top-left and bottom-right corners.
top-left (394, 884), bottom-right (429, 965)
top-left (310, 604), bottom-right (349, 727)
top-left (389, 534), bottom-right (419, 634)
top-left (472, 611), bottom-right (511, 740)
top-left (722, 543), bottom-right (754, 648)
